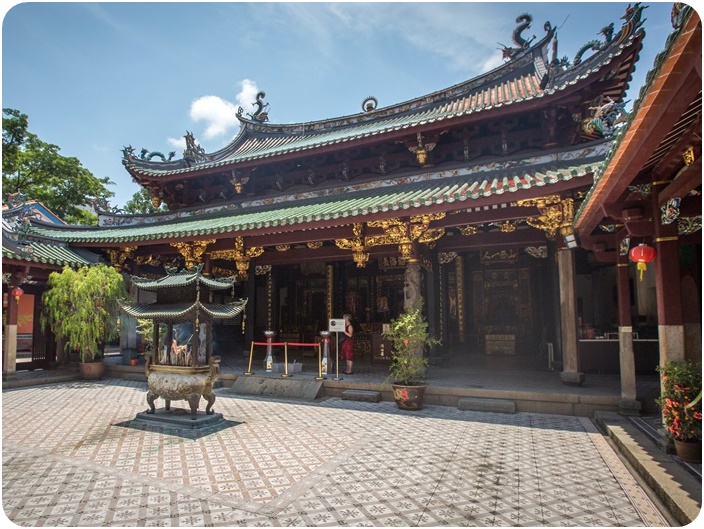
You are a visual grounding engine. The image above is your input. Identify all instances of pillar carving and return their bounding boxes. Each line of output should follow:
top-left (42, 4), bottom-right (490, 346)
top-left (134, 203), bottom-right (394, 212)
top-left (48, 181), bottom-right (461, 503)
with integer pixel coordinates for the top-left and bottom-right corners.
top-left (403, 259), bottom-right (422, 311)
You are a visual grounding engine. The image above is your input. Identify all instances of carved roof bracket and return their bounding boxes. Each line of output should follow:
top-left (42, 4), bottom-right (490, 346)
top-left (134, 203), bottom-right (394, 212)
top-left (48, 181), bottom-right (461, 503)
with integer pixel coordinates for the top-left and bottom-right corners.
top-left (107, 246), bottom-right (137, 271)
top-left (367, 213), bottom-right (446, 259)
top-left (210, 236), bottom-right (263, 280)
top-left (516, 195), bottom-right (574, 239)
top-left (170, 240), bottom-right (215, 270)
top-left (334, 223), bottom-right (370, 268)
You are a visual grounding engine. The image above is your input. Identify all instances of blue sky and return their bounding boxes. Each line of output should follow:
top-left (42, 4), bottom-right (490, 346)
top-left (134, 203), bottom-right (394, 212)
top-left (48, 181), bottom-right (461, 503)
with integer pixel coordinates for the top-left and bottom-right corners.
top-left (2, 1), bottom-right (676, 209)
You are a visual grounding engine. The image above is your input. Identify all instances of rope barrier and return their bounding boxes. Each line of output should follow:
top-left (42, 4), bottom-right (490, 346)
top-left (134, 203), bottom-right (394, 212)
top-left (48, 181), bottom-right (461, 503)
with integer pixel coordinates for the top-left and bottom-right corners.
top-left (244, 340), bottom-right (321, 377)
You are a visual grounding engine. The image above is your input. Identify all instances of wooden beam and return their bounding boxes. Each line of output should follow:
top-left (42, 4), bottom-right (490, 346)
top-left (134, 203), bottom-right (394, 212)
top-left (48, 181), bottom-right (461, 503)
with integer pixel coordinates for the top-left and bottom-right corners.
top-left (658, 156), bottom-right (702, 206)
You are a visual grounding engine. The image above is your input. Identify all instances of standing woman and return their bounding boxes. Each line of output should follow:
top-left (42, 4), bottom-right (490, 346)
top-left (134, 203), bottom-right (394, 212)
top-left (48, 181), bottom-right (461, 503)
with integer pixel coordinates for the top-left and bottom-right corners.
top-left (341, 313), bottom-right (354, 374)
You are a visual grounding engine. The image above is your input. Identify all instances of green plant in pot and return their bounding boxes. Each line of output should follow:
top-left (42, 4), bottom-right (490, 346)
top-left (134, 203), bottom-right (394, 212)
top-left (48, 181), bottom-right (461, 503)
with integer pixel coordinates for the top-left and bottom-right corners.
top-left (41, 264), bottom-right (128, 379)
top-left (656, 360), bottom-right (702, 463)
top-left (383, 299), bottom-right (439, 410)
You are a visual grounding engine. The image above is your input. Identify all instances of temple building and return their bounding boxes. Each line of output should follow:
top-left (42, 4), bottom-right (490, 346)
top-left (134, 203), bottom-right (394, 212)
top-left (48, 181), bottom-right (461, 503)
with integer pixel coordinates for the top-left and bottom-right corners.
top-left (3, 4), bottom-right (701, 411)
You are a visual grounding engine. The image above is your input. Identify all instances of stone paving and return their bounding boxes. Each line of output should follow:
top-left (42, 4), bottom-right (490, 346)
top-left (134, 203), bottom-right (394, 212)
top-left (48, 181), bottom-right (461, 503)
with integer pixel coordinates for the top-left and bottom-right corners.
top-left (2, 379), bottom-right (672, 526)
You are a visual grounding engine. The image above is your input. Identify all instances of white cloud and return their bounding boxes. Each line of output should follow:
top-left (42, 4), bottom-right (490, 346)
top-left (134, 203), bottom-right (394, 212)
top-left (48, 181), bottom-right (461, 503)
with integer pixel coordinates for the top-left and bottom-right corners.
top-left (167, 136), bottom-right (186, 150)
top-left (236, 79), bottom-right (262, 115)
top-left (189, 95), bottom-right (240, 140)
top-left (186, 79), bottom-right (261, 142)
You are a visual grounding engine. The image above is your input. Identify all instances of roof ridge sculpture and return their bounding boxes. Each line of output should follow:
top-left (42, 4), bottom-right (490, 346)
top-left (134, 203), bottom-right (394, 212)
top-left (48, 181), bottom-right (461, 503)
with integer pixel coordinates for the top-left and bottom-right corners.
top-left (118, 5), bottom-right (646, 176)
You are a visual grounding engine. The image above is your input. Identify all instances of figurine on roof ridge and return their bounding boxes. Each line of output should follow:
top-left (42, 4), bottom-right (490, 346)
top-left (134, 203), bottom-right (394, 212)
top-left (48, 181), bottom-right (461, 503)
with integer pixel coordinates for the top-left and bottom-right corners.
top-left (499, 14), bottom-right (537, 61)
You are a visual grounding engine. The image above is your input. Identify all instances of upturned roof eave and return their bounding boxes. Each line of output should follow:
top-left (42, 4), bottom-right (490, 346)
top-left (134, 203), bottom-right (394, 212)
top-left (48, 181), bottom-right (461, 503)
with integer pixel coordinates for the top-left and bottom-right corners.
top-left (234, 29), bottom-right (555, 134)
top-left (124, 30), bottom-right (556, 177)
top-left (573, 6), bottom-right (699, 236)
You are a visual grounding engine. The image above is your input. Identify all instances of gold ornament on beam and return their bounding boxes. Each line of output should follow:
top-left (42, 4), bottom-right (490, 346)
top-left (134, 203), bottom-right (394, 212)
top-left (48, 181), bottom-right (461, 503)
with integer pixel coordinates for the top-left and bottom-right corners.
top-left (335, 223), bottom-right (370, 268)
top-left (366, 213), bottom-right (445, 259)
top-left (230, 170), bottom-right (250, 194)
top-left (211, 239), bottom-right (262, 280)
top-left (460, 225), bottom-right (478, 236)
top-left (406, 132), bottom-right (438, 166)
top-left (306, 241), bottom-right (323, 249)
top-left (683, 145), bottom-right (695, 165)
top-left (491, 220), bottom-right (518, 233)
top-left (275, 245), bottom-right (291, 252)
top-left (516, 195), bottom-right (574, 239)
top-left (170, 240), bottom-right (215, 270)
top-left (255, 265), bottom-right (271, 275)
top-left (107, 246), bottom-right (137, 271)
top-left (216, 236), bottom-right (264, 281)
top-left (134, 254), bottom-right (162, 266)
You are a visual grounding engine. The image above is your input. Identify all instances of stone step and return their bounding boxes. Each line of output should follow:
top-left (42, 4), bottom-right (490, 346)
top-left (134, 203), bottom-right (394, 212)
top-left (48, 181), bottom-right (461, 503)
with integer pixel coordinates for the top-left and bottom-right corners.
top-left (225, 375), bottom-right (323, 400)
top-left (458, 396), bottom-right (515, 414)
top-left (341, 389), bottom-right (382, 403)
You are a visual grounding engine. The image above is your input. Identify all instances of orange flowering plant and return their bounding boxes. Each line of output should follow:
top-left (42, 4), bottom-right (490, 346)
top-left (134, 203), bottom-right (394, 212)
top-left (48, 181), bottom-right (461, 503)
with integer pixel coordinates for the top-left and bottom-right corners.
top-left (656, 360), bottom-right (702, 442)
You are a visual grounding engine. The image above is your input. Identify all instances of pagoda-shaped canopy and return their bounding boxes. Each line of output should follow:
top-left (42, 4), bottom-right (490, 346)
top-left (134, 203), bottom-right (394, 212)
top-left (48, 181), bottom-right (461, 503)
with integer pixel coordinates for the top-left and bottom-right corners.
top-left (121, 264), bottom-right (245, 322)
top-left (120, 264), bottom-right (247, 366)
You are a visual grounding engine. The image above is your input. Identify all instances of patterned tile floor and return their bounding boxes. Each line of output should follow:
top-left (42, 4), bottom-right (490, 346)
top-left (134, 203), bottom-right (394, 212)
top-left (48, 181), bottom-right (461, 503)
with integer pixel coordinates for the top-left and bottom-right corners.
top-left (3, 379), bottom-right (672, 527)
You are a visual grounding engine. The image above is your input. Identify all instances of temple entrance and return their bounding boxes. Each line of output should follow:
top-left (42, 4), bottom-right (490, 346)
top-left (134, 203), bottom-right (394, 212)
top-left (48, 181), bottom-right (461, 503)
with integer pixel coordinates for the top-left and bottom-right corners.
top-left (466, 262), bottom-right (544, 367)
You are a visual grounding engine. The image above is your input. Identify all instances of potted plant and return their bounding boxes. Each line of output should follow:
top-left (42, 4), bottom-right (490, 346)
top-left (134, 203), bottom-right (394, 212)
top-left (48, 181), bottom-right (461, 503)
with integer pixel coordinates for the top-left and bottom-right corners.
top-left (41, 264), bottom-right (128, 380)
top-left (656, 360), bottom-right (702, 462)
top-left (383, 299), bottom-right (439, 410)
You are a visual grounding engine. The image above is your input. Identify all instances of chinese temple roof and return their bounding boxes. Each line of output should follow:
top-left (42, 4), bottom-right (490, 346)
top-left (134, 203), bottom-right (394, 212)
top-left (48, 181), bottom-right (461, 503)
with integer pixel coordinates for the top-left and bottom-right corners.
top-left (27, 147), bottom-right (604, 245)
top-left (2, 200), bottom-right (100, 269)
top-left (2, 235), bottom-right (99, 268)
top-left (122, 5), bottom-right (646, 179)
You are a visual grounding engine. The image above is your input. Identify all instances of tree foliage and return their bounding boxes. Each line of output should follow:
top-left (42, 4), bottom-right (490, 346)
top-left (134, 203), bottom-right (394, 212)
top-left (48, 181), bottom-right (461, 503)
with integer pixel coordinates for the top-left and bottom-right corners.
top-left (124, 187), bottom-right (168, 215)
top-left (41, 264), bottom-right (128, 362)
top-left (2, 108), bottom-right (115, 225)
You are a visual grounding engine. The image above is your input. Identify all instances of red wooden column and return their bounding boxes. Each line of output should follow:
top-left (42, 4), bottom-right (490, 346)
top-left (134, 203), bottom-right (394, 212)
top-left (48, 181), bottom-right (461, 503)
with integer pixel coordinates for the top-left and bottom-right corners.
top-left (651, 179), bottom-right (685, 365)
top-left (616, 249), bottom-right (639, 415)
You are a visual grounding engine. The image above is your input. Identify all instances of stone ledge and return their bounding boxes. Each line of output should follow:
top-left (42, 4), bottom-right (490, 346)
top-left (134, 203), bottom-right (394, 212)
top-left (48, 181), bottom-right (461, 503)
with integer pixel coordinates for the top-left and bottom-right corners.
top-left (341, 389), bottom-right (382, 402)
top-left (594, 410), bottom-right (702, 526)
top-left (225, 375), bottom-right (323, 400)
top-left (458, 396), bottom-right (516, 413)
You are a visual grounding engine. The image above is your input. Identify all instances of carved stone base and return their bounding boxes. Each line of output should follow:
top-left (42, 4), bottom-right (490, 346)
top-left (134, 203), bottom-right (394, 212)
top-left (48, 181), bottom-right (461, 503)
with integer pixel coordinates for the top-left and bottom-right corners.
top-left (618, 398), bottom-right (642, 416)
top-left (133, 408), bottom-right (225, 430)
top-left (560, 371), bottom-right (585, 386)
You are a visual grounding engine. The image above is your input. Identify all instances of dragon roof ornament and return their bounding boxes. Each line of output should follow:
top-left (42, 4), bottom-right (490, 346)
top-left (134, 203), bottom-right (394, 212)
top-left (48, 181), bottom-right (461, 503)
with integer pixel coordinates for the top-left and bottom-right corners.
top-left (573, 2), bottom-right (647, 66)
top-left (499, 14), bottom-right (543, 61)
top-left (237, 91), bottom-right (270, 123)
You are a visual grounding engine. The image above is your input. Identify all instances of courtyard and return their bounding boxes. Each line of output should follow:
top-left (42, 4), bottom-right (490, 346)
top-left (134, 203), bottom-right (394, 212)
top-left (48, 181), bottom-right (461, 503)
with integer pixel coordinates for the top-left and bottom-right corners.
top-left (2, 379), bottom-right (673, 526)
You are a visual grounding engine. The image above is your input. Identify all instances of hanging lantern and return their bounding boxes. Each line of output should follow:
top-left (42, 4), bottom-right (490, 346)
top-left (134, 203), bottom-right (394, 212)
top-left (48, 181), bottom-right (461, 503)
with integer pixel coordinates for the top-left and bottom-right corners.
top-left (10, 287), bottom-right (24, 303)
top-left (629, 243), bottom-right (656, 281)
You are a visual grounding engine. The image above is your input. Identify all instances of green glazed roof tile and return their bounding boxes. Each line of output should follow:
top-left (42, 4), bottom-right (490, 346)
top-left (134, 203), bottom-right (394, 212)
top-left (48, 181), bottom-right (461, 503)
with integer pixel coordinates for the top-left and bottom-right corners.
top-left (131, 269), bottom-right (237, 291)
top-left (2, 240), bottom-right (97, 267)
top-left (119, 299), bottom-right (246, 320)
top-left (30, 159), bottom-right (600, 245)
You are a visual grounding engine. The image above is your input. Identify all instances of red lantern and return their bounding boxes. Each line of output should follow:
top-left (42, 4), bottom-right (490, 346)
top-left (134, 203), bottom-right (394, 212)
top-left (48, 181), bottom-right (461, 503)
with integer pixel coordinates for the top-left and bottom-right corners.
top-left (10, 287), bottom-right (24, 303)
top-left (629, 243), bottom-right (656, 281)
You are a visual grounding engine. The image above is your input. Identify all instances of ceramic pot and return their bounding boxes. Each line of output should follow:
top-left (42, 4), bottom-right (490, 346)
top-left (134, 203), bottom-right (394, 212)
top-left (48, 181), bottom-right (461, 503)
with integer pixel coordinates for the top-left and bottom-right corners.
top-left (79, 361), bottom-right (105, 380)
top-left (392, 384), bottom-right (427, 410)
top-left (674, 439), bottom-right (702, 463)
